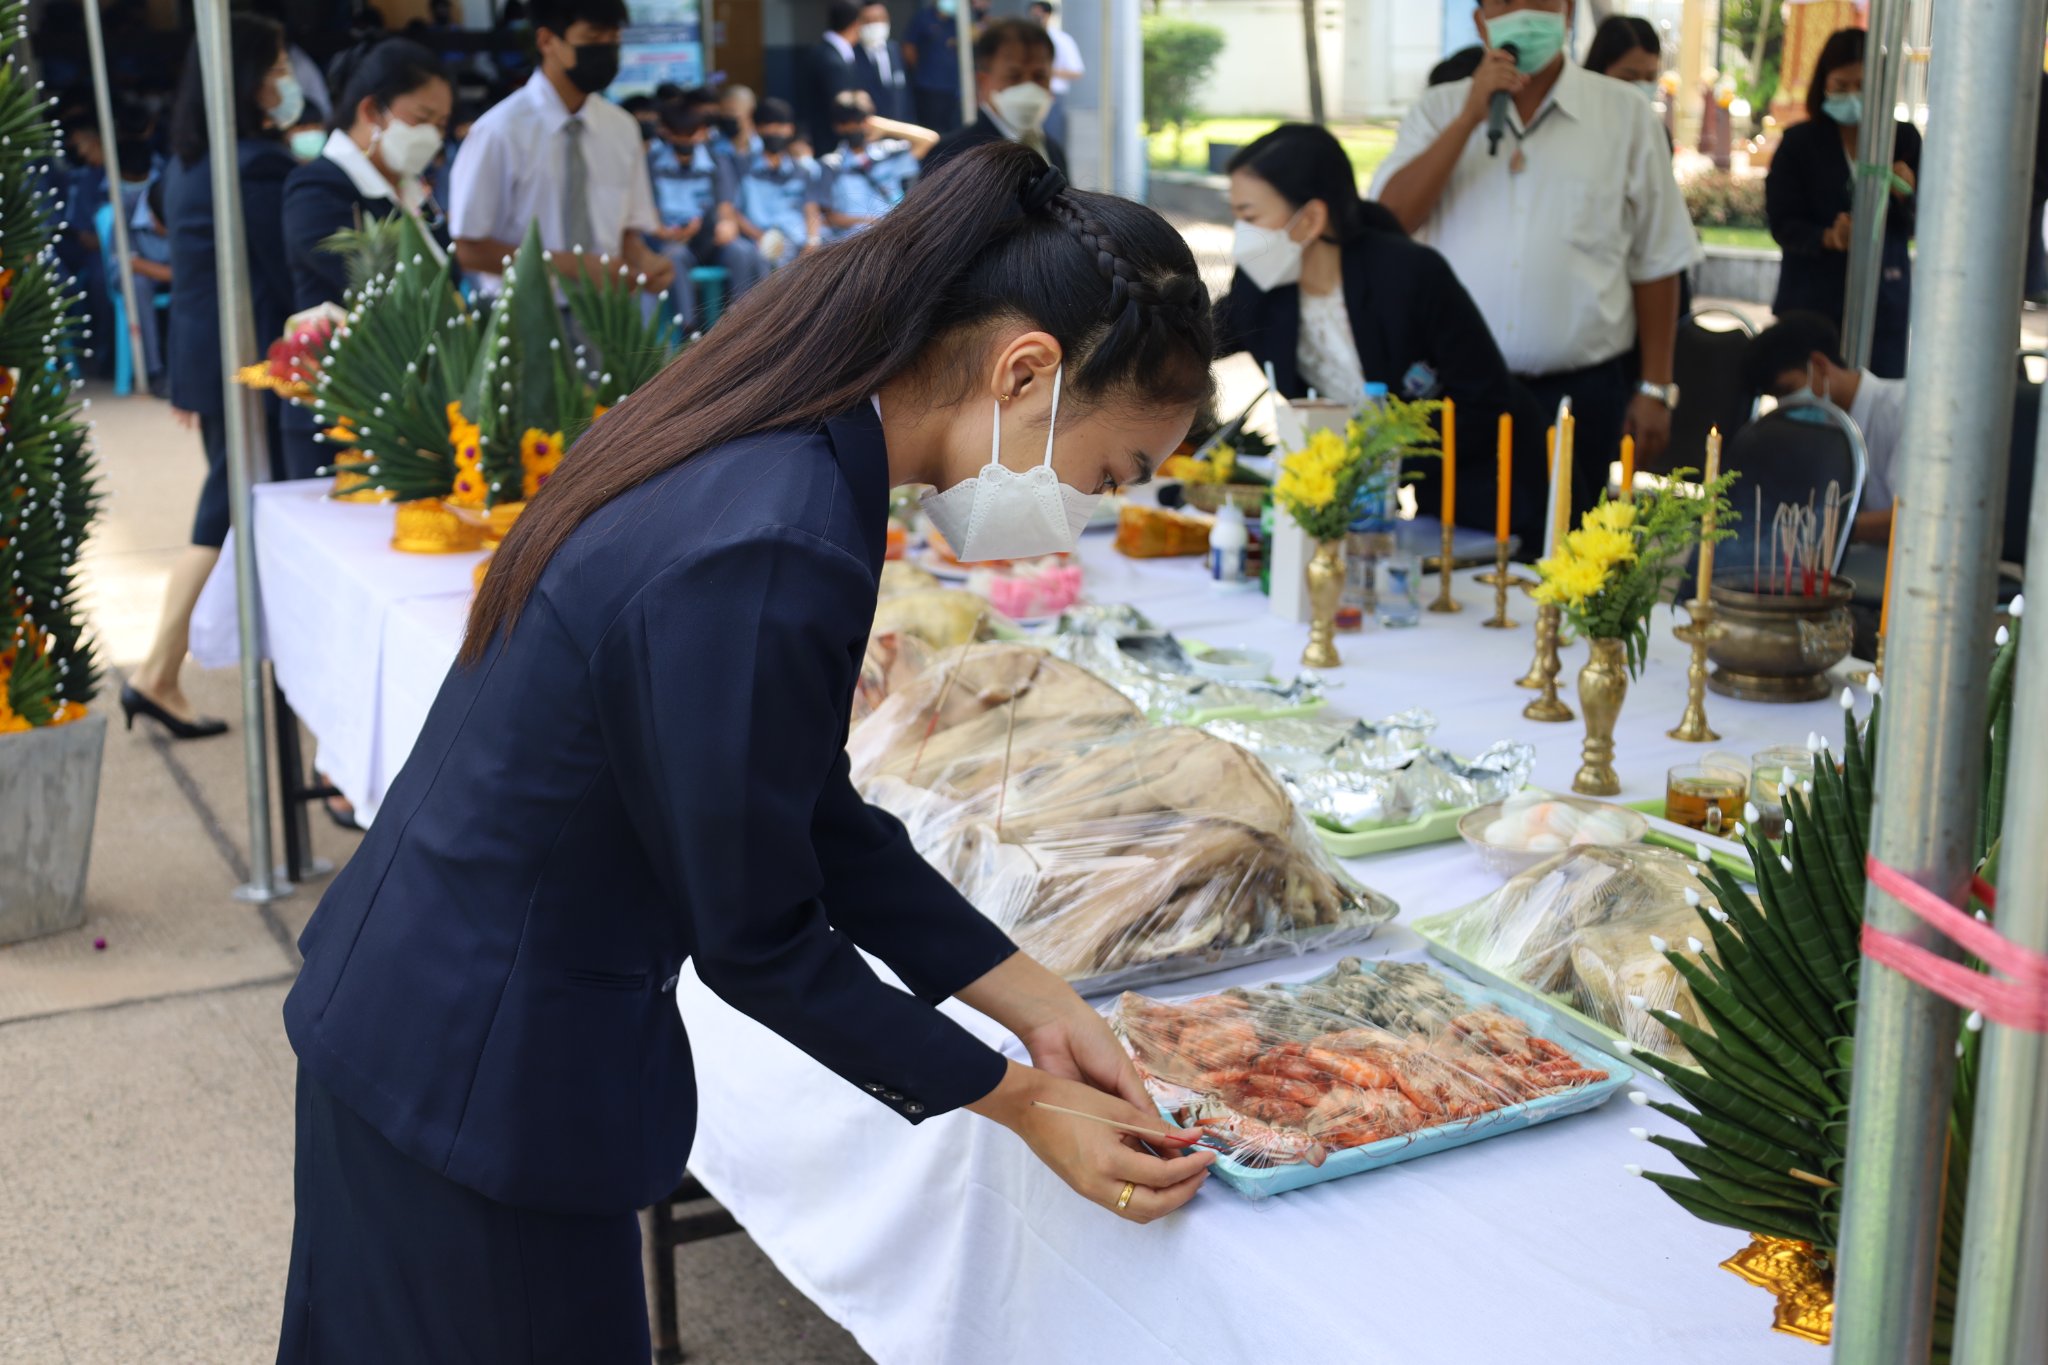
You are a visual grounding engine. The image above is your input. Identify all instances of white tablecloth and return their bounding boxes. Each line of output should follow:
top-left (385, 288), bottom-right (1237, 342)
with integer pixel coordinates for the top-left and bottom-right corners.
top-left (201, 488), bottom-right (1857, 1362)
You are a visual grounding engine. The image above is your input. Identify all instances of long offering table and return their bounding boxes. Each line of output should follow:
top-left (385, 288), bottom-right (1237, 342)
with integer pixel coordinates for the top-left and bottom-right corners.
top-left (204, 483), bottom-right (1850, 1362)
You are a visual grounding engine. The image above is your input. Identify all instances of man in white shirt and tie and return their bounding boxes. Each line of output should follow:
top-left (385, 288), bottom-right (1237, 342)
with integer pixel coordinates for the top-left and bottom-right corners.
top-left (448, 0), bottom-right (675, 298)
top-left (1373, 0), bottom-right (1698, 520)
top-left (1029, 1), bottom-right (1084, 147)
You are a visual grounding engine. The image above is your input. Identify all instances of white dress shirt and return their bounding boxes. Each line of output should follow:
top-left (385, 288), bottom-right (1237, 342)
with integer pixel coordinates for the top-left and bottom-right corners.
top-left (1047, 25), bottom-right (1085, 95)
top-left (1370, 62), bottom-right (1700, 377)
top-left (1296, 287), bottom-right (1363, 401)
top-left (448, 70), bottom-right (657, 290)
top-left (1847, 369), bottom-right (1906, 510)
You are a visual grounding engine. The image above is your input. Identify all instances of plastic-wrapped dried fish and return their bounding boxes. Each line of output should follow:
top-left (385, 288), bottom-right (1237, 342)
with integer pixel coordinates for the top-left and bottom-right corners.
top-left (1045, 624), bottom-right (1321, 722)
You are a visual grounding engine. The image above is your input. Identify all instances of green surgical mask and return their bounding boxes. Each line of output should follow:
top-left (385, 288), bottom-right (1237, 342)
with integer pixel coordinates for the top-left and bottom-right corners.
top-left (1484, 8), bottom-right (1568, 75)
top-left (290, 128), bottom-right (327, 160)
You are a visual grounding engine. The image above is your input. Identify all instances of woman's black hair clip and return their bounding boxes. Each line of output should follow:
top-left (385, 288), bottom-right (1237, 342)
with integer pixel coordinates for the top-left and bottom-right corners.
top-left (1018, 163), bottom-right (1067, 214)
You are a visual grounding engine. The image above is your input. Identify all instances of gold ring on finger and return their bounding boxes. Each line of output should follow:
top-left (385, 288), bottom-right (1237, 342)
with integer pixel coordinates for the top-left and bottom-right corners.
top-left (1115, 1181), bottom-right (1136, 1211)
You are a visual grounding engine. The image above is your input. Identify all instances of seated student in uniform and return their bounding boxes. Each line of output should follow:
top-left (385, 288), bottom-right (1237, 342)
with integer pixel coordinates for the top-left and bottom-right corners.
top-left (732, 97), bottom-right (823, 269)
top-left (1739, 310), bottom-right (1902, 545)
top-left (646, 102), bottom-right (767, 326)
top-left (819, 89), bottom-right (936, 241)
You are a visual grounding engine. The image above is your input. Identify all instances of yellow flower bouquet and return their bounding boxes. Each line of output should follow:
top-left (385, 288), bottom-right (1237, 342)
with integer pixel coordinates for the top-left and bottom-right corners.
top-left (1274, 396), bottom-right (1441, 542)
top-left (1533, 472), bottom-right (1736, 675)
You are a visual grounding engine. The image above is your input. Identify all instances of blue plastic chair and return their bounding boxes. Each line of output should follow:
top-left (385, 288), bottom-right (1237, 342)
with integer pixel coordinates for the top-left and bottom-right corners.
top-left (94, 199), bottom-right (169, 396)
top-left (688, 264), bottom-right (728, 330)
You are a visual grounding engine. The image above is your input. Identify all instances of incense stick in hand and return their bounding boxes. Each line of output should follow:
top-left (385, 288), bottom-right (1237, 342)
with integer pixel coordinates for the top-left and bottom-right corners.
top-left (1029, 1100), bottom-right (1203, 1149)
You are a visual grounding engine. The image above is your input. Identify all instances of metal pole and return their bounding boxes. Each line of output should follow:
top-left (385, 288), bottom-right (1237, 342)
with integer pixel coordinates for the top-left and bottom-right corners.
top-left (1950, 359), bottom-right (2048, 1365)
top-left (1839, 0), bottom-right (1909, 371)
top-left (77, 0), bottom-right (145, 385)
top-left (1112, 0), bottom-right (1140, 199)
top-left (1830, 0), bottom-right (2043, 1354)
top-left (956, 0), bottom-right (975, 132)
top-left (193, 0), bottom-right (286, 905)
top-left (1097, 0), bottom-right (1114, 193)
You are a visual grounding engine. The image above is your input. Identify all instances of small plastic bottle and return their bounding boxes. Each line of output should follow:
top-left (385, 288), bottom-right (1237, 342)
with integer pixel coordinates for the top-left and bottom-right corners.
top-left (1209, 501), bottom-right (1249, 585)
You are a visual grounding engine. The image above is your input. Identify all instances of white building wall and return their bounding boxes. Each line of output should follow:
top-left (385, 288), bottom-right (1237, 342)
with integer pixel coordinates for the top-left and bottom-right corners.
top-left (1155, 0), bottom-right (1449, 123)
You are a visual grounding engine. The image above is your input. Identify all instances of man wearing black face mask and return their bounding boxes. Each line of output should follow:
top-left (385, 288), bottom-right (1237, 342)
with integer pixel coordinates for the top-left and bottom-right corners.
top-left (448, 0), bottom-right (675, 298)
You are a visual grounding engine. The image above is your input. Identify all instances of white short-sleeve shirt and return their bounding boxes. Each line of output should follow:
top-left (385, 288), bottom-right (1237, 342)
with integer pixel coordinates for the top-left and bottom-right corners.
top-left (449, 70), bottom-right (658, 290)
top-left (1370, 62), bottom-right (1701, 377)
top-left (1848, 370), bottom-right (1906, 511)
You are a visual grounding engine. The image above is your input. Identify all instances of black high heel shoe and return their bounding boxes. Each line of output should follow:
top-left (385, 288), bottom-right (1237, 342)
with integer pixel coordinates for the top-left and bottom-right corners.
top-left (120, 683), bottom-right (228, 740)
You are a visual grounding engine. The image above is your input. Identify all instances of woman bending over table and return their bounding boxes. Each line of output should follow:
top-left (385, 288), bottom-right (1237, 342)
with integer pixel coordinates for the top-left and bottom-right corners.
top-left (275, 142), bottom-right (1218, 1361)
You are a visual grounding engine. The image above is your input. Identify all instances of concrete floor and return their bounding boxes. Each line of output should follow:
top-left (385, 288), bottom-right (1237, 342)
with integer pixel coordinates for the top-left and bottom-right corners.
top-left (0, 389), bottom-right (867, 1364)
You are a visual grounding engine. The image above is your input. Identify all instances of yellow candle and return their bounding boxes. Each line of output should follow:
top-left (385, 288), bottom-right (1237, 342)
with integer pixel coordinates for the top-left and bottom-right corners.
top-left (1441, 398), bottom-right (1457, 529)
top-left (1619, 435), bottom-right (1636, 497)
top-left (1879, 499), bottom-right (1898, 638)
top-left (1697, 427), bottom-right (1721, 597)
top-left (1554, 414), bottom-right (1575, 546)
top-left (1495, 412), bottom-right (1513, 543)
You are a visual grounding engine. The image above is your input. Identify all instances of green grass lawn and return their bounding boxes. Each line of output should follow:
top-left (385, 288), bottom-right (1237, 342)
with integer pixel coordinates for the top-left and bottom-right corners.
top-left (1147, 116), bottom-right (1399, 181)
top-left (1698, 224), bottom-right (1777, 251)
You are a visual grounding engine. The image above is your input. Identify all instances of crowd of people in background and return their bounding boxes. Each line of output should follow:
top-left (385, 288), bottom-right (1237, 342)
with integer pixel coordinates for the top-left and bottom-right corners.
top-left (49, 0), bottom-right (1985, 747)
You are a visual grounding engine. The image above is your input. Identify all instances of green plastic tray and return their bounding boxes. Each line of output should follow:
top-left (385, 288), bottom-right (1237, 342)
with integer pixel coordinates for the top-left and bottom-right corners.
top-left (1625, 798), bottom-right (1756, 881)
top-left (1312, 802), bottom-right (1473, 860)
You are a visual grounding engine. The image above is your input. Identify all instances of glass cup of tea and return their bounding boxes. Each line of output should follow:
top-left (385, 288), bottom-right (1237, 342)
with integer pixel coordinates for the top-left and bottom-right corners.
top-left (1749, 745), bottom-right (1818, 840)
top-left (1667, 761), bottom-right (1749, 835)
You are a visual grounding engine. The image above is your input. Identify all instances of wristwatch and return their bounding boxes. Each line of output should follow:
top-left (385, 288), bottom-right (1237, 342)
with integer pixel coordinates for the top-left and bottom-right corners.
top-left (1638, 380), bottom-right (1681, 410)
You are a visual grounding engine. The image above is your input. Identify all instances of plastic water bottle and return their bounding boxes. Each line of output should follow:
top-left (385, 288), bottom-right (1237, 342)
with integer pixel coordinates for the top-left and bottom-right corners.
top-left (1209, 501), bottom-right (1249, 585)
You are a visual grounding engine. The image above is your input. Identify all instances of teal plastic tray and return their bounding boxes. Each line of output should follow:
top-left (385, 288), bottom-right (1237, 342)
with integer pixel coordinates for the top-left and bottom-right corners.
top-left (1162, 966), bottom-right (1633, 1199)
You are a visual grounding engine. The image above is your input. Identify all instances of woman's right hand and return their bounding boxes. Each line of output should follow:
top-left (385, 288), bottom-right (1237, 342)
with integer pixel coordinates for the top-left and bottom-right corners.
top-left (1821, 211), bottom-right (1853, 251)
top-left (968, 1061), bottom-right (1215, 1223)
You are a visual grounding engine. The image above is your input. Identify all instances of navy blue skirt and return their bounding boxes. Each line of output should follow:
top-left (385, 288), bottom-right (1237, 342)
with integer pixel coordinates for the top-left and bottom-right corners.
top-left (275, 1067), bottom-right (650, 1364)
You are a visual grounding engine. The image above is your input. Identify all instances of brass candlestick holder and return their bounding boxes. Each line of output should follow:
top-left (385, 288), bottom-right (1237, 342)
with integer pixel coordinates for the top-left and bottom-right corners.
top-left (1482, 543), bottom-right (1519, 629)
top-left (1668, 598), bottom-right (1720, 743)
top-left (1515, 581), bottom-right (1550, 688)
top-left (1522, 604), bottom-right (1575, 721)
top-left (1427, 522), bottom-right (1463, 613)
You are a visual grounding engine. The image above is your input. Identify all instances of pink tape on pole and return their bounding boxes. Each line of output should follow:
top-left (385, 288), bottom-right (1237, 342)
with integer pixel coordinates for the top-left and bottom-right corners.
top-left (1860, 856), bottom-right (2048, 1033)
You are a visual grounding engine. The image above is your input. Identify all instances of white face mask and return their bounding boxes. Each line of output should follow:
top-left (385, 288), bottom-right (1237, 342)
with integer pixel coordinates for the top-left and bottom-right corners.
top-left (991, 80), bottom-right (1053, 133)
top-left (376, 116), bottom-right (444, 178)
top-left (918, 366), bottom-right (1099, 562)
top-left (1232, 214), bottom-right (1305, 292)
top-left (1633, 80), bottom-right (1659, 103)
top-left (860, 20), bottom-right (891, 49)
top-left (269, 72), bottom-right (307, 131)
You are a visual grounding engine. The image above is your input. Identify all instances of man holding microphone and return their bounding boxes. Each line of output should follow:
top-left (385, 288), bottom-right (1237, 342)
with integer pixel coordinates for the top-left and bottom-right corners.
top-left (1373, 0), bottom-right (1697, 517)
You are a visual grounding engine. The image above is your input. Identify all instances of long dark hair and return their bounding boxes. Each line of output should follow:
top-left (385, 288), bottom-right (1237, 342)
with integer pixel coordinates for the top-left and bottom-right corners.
top-left (1584, 15), bottom-right (1659, 75)
top-left (1807, 27), bottom-right (1866, 123)
top-left (463, 143), bottom-right (1214, 663)
top-left (1226, 123), bottom-right (1400, 245)
top-left (325, 36), bottom-right (448, 134)
top-left (170, 13), bottom-right (286, 166)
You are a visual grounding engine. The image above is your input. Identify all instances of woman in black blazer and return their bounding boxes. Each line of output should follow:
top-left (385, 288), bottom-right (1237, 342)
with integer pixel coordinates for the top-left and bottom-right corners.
top-left (123, 14), bottom-right (298, 740)
top-left (276, 145), bottom-right (1223, 1360)
top-left (1216, 123), bottom-right (1548, 548)
top-left (1767, 27), bottom-right (1920, 378)
top-left (280, 38), bottom-right (452, 481)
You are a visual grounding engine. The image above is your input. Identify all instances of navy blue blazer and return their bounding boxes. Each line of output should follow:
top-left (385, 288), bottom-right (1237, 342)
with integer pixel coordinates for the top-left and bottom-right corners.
top-left (284, 405), bottom-right (1018, 1216)
top-left (164, 140), bottom-right (296, 417)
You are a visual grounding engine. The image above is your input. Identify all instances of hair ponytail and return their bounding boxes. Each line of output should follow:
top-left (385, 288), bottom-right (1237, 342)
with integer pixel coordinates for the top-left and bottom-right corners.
top-left (462, 142), bottom-right (1213, 663)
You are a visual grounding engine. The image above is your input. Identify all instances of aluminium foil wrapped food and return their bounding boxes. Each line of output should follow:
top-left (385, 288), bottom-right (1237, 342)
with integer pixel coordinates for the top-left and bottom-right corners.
top-left (847, 645), bottom-right (1397, 992)
top-left (1197, 710), bottom-right (1533, 832)
top-left (1046, 605), bottom-right (1321, 723)
top-left (1424, 845), bottom-right (1719, 1064)
top-left (1110, 957), bottom-right (1618, 1196)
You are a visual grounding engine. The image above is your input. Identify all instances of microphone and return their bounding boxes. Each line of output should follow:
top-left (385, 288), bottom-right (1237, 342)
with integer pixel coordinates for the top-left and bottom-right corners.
top-left (1487, 44), bottom-right (1519, 157)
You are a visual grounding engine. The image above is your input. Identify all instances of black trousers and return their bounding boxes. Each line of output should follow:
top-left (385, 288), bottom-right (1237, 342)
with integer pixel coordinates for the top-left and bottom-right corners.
top-left (1519, 355), bottom-right (1634, 545)
top-left (276, 1068), bottom-right (650, 1365)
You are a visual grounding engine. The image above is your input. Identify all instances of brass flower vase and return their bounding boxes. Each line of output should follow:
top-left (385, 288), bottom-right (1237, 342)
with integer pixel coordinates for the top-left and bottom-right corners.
top-left (1302, 538), bottom-right (1345, 668)
top-left (1572, 636), bottom-right (1628, 796)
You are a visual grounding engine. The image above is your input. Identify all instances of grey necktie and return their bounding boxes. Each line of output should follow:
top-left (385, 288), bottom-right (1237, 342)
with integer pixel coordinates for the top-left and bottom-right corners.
top-left (562, 116), bottom-right (595, 253)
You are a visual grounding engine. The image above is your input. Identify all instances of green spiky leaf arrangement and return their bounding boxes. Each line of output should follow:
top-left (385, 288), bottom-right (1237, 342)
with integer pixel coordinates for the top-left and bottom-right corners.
top-left (316, 213), bottom-right (410, 299)
top-left (0, 0), bottom-right (103, 731)
top-left (316, 222), bottom-right (685, 510)
top-left (1631, 618), bottom-right (2019, 1358)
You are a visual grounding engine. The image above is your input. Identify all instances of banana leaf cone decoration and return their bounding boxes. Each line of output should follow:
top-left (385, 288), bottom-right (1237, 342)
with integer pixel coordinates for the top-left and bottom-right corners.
top-left (1628, 620), bottom-right (2018, 1358)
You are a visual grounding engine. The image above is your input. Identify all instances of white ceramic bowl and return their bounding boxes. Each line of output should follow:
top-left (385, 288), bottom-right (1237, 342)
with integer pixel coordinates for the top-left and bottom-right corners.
top-left (1457, 797), bottom-right (1650, 878)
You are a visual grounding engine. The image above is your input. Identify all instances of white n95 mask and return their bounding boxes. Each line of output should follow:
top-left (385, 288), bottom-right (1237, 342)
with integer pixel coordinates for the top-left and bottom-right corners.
top-left (1232, 216), bottom-right (1305, 292)
top-left (377, 118), bottom-right (444, 178)
top-left (918, 366), bottom-right (1099, 562)
top-left (992, 80), bottom-right (1054, 133)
